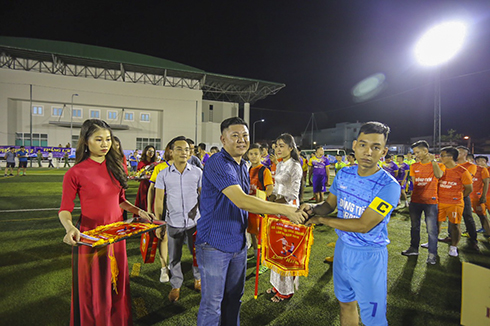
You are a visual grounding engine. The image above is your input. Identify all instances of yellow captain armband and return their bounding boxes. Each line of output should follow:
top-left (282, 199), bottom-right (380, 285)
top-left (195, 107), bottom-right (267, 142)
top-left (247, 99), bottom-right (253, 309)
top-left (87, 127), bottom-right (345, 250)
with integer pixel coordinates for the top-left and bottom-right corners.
top-left (368, 197), bottom-right (393, 217)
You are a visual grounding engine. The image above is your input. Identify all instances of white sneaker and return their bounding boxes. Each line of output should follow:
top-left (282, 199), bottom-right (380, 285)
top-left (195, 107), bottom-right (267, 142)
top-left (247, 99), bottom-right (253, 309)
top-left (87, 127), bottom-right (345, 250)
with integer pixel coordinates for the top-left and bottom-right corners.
top-left (420, 243), bottom-right (428, 249)
top-left (448, 246), bottom-right (458, 257)
top-left (160, 267), bottom-right (170, 283)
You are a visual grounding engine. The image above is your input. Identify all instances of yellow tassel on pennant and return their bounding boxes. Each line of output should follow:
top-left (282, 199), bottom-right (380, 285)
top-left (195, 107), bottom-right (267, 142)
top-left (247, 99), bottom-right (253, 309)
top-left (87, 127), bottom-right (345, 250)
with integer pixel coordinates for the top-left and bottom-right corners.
top-left (108, 245), bottom-right (119, 294)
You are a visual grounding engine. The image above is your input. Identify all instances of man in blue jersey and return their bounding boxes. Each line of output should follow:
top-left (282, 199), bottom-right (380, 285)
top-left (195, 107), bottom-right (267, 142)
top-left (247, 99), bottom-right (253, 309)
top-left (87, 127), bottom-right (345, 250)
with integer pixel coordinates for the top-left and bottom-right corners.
top-left (17, 146), bottom-right (29, 176)
top-left (300, 121), bottom-right (400, 326)
top-left (195, 117), bottom-right (307, 326)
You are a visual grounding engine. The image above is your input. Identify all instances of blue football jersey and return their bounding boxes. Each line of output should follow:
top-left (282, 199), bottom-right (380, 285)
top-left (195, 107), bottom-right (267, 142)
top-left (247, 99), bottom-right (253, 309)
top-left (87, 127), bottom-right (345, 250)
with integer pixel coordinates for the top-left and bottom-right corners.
top-left (329, 165), bottom-right (400, 247)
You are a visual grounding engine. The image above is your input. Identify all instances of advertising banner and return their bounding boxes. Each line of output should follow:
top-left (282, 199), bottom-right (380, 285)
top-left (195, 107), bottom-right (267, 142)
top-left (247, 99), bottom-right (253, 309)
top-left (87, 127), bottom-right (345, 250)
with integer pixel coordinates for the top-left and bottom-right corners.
top-left (0, 146), bottom-right (73, 158)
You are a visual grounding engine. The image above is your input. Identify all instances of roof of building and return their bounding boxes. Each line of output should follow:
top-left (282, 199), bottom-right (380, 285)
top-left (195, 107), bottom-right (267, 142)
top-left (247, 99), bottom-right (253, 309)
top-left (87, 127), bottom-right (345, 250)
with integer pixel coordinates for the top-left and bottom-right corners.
top-left (0, 36), bottom-right (204, 73)
top-left (0, 36), bottom-right (285, 104)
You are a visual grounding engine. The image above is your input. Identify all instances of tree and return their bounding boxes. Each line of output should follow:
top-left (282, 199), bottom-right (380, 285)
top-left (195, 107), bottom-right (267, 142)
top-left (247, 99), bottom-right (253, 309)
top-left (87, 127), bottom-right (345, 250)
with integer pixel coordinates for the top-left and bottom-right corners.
top-left (441, 129), bottom-right (463, 145)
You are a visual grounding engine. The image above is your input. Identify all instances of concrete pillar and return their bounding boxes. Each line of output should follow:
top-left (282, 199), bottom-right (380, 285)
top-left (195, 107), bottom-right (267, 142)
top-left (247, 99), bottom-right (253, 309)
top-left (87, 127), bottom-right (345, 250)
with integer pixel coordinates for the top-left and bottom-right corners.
top-left (244, 102), bottom-right (250, 126)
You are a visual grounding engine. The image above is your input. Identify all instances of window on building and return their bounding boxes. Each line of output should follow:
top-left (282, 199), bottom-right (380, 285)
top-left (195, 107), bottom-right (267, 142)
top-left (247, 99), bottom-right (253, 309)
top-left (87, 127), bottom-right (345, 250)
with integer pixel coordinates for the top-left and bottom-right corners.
top-left (141, 113), bottom-right (150, 122)
top-left (32, 106), bottom-right (44, 116)
top-left (15, 133), bottom-right (48, 146)
top-left (124, 112), bottom-right (134, 121)
top-left (136, 138), bottom-right (161, 150)
top-left (209, 105), bottom-right (213, 121)
top-left (108, 111), bottom-right (117, 120)
top-left (52, 107), bottom-right (64, 117)
top-left (72, 108), bottom-right (82, 118)
top-left (90, 110), bottom-right (100, 118)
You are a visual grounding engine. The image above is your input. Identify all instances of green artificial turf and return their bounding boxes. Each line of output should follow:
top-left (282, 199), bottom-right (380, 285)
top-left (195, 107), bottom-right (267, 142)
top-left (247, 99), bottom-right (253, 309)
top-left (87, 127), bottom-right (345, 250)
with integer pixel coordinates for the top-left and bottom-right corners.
top-left (1, 169), bottom-right (489, 325)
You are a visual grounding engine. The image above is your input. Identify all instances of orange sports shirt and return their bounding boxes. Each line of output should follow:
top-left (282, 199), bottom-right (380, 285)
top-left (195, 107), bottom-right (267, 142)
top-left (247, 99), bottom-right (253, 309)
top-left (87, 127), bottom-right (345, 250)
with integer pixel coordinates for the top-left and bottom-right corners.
top-left (459, 161), bottom-right (477, 176)
top-left (470, 165), bottom-right (490, 200)
top-left (410, 162), bottom-right (446, 204)
top-left (486, 167), bottom-right (490, 200)
top-left (438, 165), bottom-right (472, 205)
top-left (249, 164), bottom-right (273, 196)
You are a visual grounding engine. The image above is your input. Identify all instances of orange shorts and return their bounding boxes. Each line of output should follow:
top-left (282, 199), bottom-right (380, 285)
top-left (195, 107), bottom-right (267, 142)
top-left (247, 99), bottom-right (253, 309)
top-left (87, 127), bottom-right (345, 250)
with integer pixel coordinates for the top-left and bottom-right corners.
top-left (438, 203), bottom-right (464, 224)
top-left (471, 198), bottom-right (486, 215)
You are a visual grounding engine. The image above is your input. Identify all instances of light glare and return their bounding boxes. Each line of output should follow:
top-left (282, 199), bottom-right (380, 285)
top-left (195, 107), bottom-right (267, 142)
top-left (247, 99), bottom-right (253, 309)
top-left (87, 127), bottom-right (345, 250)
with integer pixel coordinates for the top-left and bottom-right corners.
top-left (415, 21), bottom-right (467, 66)
top-left (351, 73), bottom-right (386, 103)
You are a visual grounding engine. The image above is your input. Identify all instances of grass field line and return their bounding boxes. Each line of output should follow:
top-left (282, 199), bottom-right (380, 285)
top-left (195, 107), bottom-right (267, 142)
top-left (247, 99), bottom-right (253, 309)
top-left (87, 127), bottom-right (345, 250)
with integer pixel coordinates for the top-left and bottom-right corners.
top-left (0, 207), bottom-right (80, 213)
top-left (1, 216), bottom-right (60, 222)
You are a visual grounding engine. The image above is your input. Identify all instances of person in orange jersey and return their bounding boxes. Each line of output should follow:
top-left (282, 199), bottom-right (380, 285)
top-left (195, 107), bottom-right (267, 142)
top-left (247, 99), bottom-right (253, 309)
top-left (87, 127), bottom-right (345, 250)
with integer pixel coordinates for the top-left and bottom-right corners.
top-left (472, 156), bottom-right (490, 238)
top-left (401, 140), bottom-right (444, 265)
top-left (437, 147), bottom-right (473, 257)
top-left (455, 146), bottom-right (480, 251)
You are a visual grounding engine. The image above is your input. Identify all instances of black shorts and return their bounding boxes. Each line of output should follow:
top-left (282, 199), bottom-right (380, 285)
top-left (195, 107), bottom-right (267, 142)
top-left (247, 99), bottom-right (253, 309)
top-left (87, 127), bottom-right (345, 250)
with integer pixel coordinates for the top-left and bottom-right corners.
top-left (6, 162), bottom-right (15, 168)
top-left (19, 161), bottom-right (27, 168)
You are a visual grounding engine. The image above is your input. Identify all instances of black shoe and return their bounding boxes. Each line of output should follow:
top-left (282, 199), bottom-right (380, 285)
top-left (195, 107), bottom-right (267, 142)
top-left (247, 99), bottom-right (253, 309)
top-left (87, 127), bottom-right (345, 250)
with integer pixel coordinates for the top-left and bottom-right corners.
top-left (438, 236), bottom-right (452, 243)
top-left (470, 241), bottom-right (480, 252)
top-left (401, 247), bottom-right (419, 256)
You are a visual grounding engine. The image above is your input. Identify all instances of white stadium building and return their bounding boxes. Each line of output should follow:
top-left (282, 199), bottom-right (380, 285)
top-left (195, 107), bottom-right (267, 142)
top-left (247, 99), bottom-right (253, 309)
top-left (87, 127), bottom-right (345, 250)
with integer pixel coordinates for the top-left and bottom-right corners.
top-left (0, 37), bottom-right (284, 153)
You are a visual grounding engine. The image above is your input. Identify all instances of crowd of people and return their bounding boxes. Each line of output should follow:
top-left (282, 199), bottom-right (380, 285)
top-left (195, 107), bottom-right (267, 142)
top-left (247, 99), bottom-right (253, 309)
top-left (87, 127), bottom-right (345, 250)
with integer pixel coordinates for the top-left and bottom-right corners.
top-left (2, 142), bottom-right (73, 175)
top-left (54, 117), bottom-right (490, 326)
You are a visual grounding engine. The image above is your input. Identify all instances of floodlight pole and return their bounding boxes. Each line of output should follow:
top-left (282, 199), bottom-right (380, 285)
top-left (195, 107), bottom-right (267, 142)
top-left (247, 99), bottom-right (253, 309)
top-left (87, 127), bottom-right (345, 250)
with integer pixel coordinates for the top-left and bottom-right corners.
top-left (252, 119), bottom-right (265, 144)
top-left (415, 21), bottom-right (467, 153)
top-left (29, 85), bottom-right (33, 167)
top-left (71, 94), bottom-right (78, 146)
top-left (433, 69), bottom-right (441, 153)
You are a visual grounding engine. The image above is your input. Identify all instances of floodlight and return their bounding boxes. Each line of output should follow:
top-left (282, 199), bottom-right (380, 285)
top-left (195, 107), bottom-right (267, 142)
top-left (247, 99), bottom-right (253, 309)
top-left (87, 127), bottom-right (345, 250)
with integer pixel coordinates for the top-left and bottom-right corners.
top-left (415, 21), bottom-right (467, 66)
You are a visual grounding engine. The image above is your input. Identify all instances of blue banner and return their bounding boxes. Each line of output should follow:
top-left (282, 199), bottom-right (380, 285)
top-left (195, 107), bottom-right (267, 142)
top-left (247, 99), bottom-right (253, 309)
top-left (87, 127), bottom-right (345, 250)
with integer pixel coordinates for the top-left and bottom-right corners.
top-left (0, 146), bottom-right (73, 158)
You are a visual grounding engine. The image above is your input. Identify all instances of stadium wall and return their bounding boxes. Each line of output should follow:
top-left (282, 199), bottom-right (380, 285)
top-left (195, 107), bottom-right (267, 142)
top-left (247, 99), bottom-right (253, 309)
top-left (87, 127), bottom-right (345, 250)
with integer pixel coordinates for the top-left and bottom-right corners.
top-left (0, 68), bottom-right (204, 150)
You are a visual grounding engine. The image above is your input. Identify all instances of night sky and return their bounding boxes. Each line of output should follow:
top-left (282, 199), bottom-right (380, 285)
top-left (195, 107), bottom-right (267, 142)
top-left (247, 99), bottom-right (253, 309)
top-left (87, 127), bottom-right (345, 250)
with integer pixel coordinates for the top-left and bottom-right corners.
top-left (2, 1), bottom-right (490, 144)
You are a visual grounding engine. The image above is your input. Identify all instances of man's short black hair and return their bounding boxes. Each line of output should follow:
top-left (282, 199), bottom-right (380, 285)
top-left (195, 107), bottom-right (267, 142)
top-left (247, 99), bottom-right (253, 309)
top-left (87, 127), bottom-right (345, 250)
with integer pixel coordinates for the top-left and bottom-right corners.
top-left (186, 138), bottom-right (195, 145)
top-left (20, 146), bottom-right (25, 148)
top-left (357, 121), bottom-right (390, 142)
top-left (456, 145), bottom-right (470, 152)
top-left (385, 154), bottom-right (392, 159)
top-left (315, 145), bottom-right (323, 152)
top-left (210, 146), bottom-right (219, 152)
top-left (249, 143), bottom-right (261, 151)
top-left (441, 146), bottom-right (459, 161)
top-left (396, 154), bottom-right (405, 159)
top-left (467, 153), bottom-right (475, 160)
top-left (169, 136), bottom-right (187, 149)
top-left (348, 153), bottom-right (356, 159)
top-left (220, 117), bottom-right (248, 134)
top-left (198, 143), bottom-right (206, 150)
top-left (10, 147), bottom-right (14, 150)
top-left (475, 155), bottom-right (488, 162)
top-left (261, 143), bottom-right (269, 150)
top-left (411, 140), bottom-right (429, 150)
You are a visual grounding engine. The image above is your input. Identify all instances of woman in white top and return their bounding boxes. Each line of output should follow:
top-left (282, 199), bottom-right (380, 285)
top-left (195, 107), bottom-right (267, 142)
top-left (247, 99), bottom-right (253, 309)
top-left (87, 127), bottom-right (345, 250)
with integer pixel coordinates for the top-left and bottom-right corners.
top-left (267, 133), bottom-right (303, 302)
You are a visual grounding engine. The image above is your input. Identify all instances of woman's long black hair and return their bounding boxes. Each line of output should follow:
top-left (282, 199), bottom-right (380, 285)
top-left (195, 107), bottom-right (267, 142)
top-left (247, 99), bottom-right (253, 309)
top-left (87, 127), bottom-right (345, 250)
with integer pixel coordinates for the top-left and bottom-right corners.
top-left (275, 133), bottom-right (304, 201)
top-left (140, 145), bottom-right (156, 164)
top-left (76, 119), bottom-right (128, 189)
top-left (276, 133), bottom-right (300, 163)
